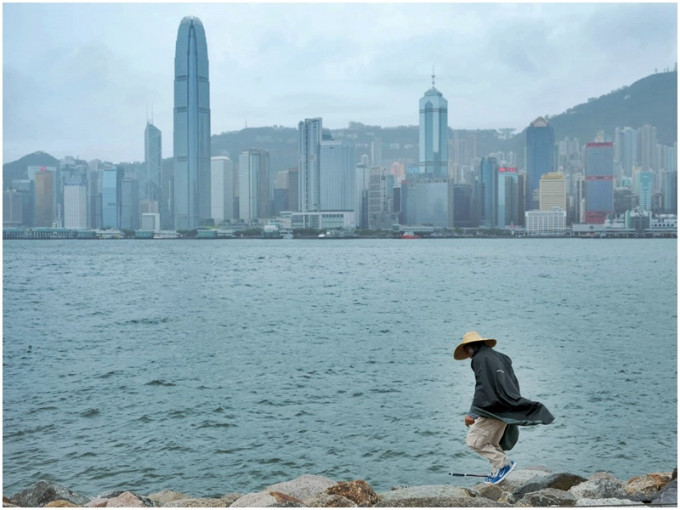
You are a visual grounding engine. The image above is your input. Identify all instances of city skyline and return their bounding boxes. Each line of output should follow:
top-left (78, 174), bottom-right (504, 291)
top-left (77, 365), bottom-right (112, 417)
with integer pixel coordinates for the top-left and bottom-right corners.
top-left (3, 2), bottom-right (677, 164)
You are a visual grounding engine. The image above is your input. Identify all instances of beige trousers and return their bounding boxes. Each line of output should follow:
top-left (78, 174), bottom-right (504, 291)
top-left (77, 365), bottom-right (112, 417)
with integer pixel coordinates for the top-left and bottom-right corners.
top-left (466, 417), bottom-right (508, 473)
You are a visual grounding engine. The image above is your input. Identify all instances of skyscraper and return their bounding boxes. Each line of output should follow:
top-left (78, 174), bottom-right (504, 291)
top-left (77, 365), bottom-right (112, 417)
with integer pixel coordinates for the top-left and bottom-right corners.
top-left (479, 156), bottom-right (497, 228)
top-left (173, 16), bottom-right (211, 230)
top-left (526, 117), bottom-right (555, 210)
top-left (239, 149), bottom-right (270, 222)
top-left (319, 140), bottom-right (356, 211)
top-left (419, 74), bottom-right (448, 177)
top-left (210, 156), bottom-right (235, 224)
top-left (144, 122), bottom-right (162, 203)
top-left (585, 142), bottom-right (614, 223)
top-left (298, 118), bottom-right (322, 212)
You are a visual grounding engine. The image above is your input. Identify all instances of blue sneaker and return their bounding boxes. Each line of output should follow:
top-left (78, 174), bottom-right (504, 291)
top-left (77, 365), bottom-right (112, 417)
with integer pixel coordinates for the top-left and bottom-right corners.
top-left (488, 461), bottom-right (516, 484)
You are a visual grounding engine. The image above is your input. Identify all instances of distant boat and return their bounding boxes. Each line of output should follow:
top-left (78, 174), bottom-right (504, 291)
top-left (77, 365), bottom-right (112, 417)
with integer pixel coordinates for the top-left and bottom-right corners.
top-left (401, 231), bottom-right (421, 239)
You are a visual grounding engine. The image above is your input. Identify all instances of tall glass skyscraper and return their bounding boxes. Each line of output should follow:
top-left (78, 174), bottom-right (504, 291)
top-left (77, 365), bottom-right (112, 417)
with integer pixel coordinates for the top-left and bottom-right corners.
top-left (144, 122), bottom-right (162, 202)
top-left (419, 75), bottom-right (448, 177)
top-left (298, 118), bottom-right (322, 212)
top-left (526, 117), bottom-right (555, 210)
top-left (173, 16), bottom-right (211, 230)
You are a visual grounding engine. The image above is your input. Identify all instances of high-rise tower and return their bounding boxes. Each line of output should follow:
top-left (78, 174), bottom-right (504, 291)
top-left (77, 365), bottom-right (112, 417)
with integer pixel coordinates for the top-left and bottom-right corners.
top-left (173, 16), bottom-right (211, 230)
top-left (419, 72), bottom-right (448, 177)
top-left (144, 122), bottom-right (162, 203)
top-left (298, 118), bottom-right (322, 212)
top-left (526, 117), bottom-right (555, 210)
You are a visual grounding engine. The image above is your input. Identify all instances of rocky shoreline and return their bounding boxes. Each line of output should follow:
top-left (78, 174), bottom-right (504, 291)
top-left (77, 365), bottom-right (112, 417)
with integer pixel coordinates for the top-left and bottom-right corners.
top-left (3, 467), bottom-right (677, 507)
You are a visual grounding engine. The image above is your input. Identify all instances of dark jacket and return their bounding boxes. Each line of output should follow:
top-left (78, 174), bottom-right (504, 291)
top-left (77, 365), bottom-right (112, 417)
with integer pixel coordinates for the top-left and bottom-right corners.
top-left (469, 344), bottom-right (554, 450)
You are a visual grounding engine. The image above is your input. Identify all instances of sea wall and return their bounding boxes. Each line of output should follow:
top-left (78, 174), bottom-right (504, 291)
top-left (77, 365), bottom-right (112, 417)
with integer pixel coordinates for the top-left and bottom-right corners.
top-left (3, 466), bottom-right (676, 507)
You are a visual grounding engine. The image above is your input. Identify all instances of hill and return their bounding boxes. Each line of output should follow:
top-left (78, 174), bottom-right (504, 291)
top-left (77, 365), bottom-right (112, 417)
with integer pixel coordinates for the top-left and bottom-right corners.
top-left (3, 151), bottom-right (61, 187)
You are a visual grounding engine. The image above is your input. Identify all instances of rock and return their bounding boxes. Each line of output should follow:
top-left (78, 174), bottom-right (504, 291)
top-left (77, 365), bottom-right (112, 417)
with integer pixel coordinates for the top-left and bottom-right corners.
top-left (325, 480), bottom-right (379, 506)
top-left (569, 473), bottom-right (628, 499)
top-left (266, 475), bottom-right (336, 502)
top-left (511, 472), bottom-right (587, 500)
top-left (164, 497), bottom-right (230, 507)
top-left (10, 481), bottom-right (90, 507)
top-left (575, 497), bottom-right (642, 506)
top-left (652, 478), bottom-right (677, 506)
top-left (220, 493), bottom-right (243, 506)
top-left (270, 491), bottom-right (304, 506)
top-left (484, 467), bottom-right (553, 494)
top-left (626, 472), bottom-right (673, 499)
top-left (305, 493), bottom-right (357, 507)
top-left (468, 483), bottom-right (504, 502)
top-left (86, 497), bottom-right (109, 507)
top-left (147, 489), bottom-right (192, 506)
top-left (516, 488), bottom-right (577, 506)
top-left (374, 485), bottom-right (500, 507)
top-left (3, 496), bottom-right (18, 508)
top-left (102, 491), bottom-right (148, 507)
top-left (44, 501), bottom-right (80, 508)
top-left (230, 492), bottom-right (280, 508)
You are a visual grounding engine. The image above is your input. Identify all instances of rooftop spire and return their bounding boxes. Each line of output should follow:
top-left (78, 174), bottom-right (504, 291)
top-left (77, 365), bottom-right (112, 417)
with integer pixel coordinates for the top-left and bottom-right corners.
top-left (431, 65), bottom-right (435, 88)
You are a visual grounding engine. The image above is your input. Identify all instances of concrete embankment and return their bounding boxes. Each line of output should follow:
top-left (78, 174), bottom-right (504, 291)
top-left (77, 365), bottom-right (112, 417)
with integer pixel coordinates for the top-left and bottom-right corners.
top-left (3, 467), bottom-right (677, 507)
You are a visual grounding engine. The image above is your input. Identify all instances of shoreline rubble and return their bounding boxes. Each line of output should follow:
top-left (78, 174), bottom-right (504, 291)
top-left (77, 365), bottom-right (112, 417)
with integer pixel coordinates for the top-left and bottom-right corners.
top-left (3, 467), bottom-right (676, 507)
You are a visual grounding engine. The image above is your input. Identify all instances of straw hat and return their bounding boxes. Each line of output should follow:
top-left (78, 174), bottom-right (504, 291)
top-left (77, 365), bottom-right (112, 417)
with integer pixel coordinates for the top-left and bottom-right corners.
top-left (453, 331), bottom-right (497, 360)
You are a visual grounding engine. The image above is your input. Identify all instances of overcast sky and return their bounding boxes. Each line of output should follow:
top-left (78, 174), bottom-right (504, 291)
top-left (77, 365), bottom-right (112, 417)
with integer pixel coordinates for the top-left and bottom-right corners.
top-left (3, 2), bottom-right (677, 164)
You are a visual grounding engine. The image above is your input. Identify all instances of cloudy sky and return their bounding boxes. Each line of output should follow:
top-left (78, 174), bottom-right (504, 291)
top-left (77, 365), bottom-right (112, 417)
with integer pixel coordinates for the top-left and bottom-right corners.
top-left (3, 2), bottom-right (677, 164)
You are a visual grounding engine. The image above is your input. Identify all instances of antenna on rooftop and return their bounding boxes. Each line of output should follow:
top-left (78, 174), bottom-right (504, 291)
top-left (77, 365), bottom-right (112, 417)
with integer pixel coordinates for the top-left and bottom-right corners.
top-left (432, 65), bottom-right (436, 88)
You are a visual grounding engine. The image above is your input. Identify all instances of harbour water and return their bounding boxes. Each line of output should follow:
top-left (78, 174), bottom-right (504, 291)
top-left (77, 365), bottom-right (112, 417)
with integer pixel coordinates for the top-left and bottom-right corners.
top-left (2, 239), bottom-right (677, 497)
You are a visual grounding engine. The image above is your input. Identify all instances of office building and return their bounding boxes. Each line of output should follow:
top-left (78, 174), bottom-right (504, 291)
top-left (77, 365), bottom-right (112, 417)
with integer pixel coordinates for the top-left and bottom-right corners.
top-left (634, 170), bottom-right (655, 211)
top-left (403, 178), bottom-right (450, 227)
top-left (34, 169), bottom-right (56, 227)
top-left (144, 122), bottom-right (162, 203)
top-left (239, 149), bottom-right (270, 222)
top-left (4, 190), bottom-right (24, 227)
top-left (102, 167), bottom-right (122, 229)
top-left (585, 142), bottom-right (614, 223)
top-left (479, 157), bottom-right (497, 227)
top-left (121, 177), bottom-right (140, 230)
top-left (320, 140), bottom-right (356, 211)
top-left (663, 170), bottom-right (677, 213)
top-left (525, 208), bottom-right (567, 236)
top-left (211, 156), bottom-right (236, 224)
top-left (173, 16), bottom-right (211, 230)
top-left (299, 118), bottom-right (322, 211)
top-left (497, 166), bottom-right (519, 227)
top-left (419, 74), bottom-right (448, 177)
top-left (539, 172), bottom-right (566, 212)
top-left (526, 117), bottom-right (555, 209)
top-left (63, 180), bottom-right (88, 229)
top-left (355, 155), bottom-right (370, 229)
top-left (452, 184), bottom-right (476, 228)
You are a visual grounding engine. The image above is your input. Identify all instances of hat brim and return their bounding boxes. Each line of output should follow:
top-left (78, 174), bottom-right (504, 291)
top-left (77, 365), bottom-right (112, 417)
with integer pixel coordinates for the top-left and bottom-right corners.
top-left (453, 339), bottom-right (496, 360)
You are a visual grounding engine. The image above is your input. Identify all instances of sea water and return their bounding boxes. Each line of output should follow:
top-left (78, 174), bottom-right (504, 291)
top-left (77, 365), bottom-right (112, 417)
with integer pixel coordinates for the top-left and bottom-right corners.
top-left (3, 238), bottom-right (677, 497)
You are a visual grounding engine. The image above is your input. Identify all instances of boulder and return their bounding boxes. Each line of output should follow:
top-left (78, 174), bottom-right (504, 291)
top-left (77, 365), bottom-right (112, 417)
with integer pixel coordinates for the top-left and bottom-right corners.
top-left (266, 475), bottom-right (336, 502)
top-left (10, 480), bottom-right (90, 507)
top-left (569, 473), bottom-right (628, 499)
top-left (483, 467), bottom-right (553, 494)
top-left (575, 497), bottom-right (641, 506)
top-left (44, 501), bottom-right (80, 508)
top-left (652, 478), bottom-right (677, 506)
top-left (100, 491), bottom-right (148, 507)
top-left (511, 472), bottom-right (587, 500)
top-left (468, 483), bottom-right (504, 502)
top-left (146, 489), bottom-right (192, 506)
top-left (325, 480), bottom-right (379, 506)
top-left (626, 472), bottom-right (673, 499)
top-left (219, 493), bottom-right (244, 506)
top-left (230, 492), bottom-right (280, 508)
top-left (515, 488), bottom-right (577, 507)
top-left (374, 485), bottom-right (501, 507)
top-left (164, 497), bottom-right (230, 507)
top-left (305, 493), bottom-right (357, 507)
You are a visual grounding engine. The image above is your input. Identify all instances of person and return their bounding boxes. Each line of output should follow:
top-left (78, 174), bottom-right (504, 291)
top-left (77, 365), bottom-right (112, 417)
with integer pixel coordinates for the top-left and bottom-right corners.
top-left (453, 331), bottom-right (554, 484)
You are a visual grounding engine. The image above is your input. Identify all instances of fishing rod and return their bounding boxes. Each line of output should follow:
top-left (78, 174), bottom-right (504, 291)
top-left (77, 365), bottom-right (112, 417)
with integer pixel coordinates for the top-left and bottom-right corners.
top-left (448, 472), bottom-right (487, 478)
